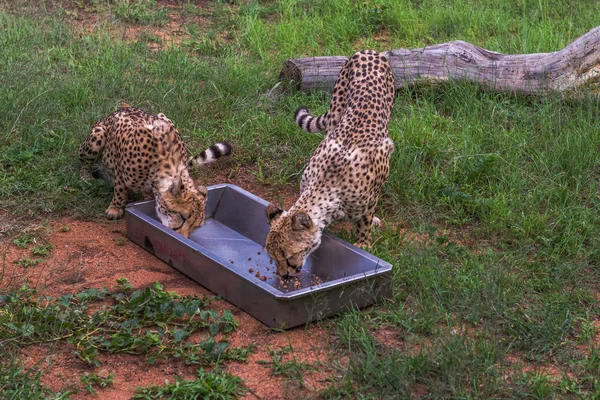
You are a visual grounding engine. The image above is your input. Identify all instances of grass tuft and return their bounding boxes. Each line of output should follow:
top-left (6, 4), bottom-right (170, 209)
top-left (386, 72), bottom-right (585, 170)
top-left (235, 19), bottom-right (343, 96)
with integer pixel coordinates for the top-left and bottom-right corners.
top-left (133, 368), bottom-right (246, 399)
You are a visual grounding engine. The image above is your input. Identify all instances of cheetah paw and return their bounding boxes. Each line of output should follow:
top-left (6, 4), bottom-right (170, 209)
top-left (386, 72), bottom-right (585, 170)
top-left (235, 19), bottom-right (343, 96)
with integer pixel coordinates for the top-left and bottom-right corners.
top-left (80, 169), bottom-right (93, 182)
top-left (353, 241), bottom-right (371, 249)
top-left (372, 216), bottom-right (381, 228)
top-left (105, 206), bottom-right (124, 220)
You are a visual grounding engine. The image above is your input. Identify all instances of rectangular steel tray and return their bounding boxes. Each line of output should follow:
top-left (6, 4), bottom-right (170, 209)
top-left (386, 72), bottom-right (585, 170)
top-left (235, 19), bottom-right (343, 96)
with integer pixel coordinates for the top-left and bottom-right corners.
top-left (125, 184), bottom-right (393, 329)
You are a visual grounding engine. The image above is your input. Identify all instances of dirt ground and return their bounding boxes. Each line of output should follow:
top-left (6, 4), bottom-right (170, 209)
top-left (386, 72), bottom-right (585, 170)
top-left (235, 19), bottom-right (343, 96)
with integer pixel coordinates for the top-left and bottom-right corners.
top-left (2, 167), bottom-right (342, 399)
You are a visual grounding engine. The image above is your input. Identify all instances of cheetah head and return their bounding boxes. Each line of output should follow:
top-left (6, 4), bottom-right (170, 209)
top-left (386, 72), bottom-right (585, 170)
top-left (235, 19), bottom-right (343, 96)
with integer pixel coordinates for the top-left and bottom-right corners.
top-left (156, 176), bottom-right (207, 238)
top-left (264, 204), bottom-right (321, 278)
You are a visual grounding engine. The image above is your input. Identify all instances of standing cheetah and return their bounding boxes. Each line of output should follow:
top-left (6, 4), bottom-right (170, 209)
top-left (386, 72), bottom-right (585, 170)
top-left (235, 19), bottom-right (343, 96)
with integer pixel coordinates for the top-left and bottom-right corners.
top-left (265, 50), bottom-right (395, 277)
top-left (79, 105), bottom-right (231, 237)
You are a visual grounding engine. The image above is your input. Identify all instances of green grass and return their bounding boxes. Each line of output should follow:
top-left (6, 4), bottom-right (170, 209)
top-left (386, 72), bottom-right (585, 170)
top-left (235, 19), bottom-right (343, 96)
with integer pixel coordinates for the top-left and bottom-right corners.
top-left (133, 368), bottom-right (246, 399)
top-left (0, 357), bottom-right (75, 399)
top-left (258, 345), bottom-right (313, 389)
top-left (110, 0), bottom-right (170, 26)
top-left (1, 0), bottom-right (600, 398)
top-left (80, 371), bottom-right (115, 395)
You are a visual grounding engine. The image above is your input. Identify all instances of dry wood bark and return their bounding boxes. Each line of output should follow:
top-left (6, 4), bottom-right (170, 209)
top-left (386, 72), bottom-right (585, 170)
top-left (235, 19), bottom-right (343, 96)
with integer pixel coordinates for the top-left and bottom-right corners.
top-left (277, 26), bottom-right (600, 95)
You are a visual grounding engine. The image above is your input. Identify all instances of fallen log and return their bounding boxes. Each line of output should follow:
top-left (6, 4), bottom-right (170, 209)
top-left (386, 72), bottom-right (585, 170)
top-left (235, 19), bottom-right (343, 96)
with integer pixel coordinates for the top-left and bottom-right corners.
top-left (277, 25), bottom-right (600, 95)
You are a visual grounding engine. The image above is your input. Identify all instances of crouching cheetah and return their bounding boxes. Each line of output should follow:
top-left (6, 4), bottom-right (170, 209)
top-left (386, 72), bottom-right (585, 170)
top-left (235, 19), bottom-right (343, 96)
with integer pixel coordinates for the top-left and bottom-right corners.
top-left (79, 105), bottom-right (231, 237)
top-left (265, 50), bottom-right (395, 277)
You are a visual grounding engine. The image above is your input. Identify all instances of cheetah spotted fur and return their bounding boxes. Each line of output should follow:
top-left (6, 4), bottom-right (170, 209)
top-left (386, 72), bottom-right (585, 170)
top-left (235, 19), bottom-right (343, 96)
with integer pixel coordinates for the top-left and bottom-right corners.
top-left (79, 105), bottom-right (231, 237)
top-left (265, 50), bottom-right (395, 277)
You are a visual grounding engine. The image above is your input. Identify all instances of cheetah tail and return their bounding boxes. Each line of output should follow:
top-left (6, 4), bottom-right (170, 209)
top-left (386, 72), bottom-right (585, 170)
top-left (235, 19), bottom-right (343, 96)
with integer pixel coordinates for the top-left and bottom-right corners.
top-left (190, 141), bottom-right (232, 167)
top-left (294, 107), bottom-right (327, 133)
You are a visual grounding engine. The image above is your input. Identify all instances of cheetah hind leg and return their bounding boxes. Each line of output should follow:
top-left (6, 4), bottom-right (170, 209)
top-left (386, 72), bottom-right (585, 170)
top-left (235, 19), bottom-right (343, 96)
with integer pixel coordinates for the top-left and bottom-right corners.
top-left (353, 214), bottom-right (375, 249)
top-left (354, 209), bottom-right (385, 248)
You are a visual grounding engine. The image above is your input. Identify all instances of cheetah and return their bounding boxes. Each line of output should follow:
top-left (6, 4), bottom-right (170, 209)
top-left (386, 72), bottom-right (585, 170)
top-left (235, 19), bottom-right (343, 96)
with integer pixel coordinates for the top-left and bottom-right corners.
top-left (79, 105), bottom-right (231, 238)
top-left (265, 50), bottom-right (395, 277)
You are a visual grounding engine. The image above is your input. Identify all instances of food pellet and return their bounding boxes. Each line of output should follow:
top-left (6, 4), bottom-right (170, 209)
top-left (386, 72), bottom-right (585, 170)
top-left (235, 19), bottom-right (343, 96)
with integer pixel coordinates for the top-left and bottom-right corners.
top-left (310, 274), bottom-right (323, 285)
top-left (229, 259), bottom-right (234, 264)
top-left (248, 268), bottom-right (254, 273)
top-left (248, 257), bottom-right (252, 261)
top-left (257, 251), bottom-right (261, 255)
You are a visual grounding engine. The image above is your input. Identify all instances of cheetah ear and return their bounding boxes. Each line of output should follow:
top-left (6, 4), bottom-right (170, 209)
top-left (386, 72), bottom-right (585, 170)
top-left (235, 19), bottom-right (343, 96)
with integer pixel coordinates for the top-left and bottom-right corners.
top-left (152, 118), bottom-right (170, 134)
top-left (170, 176), bottom-right (183, 196)
top-left (156, 113), bottom-right (171, 123)
top-left (265, 204), bottom-right (284, 224)
top-left (291, 211), bottom-right (314, 231)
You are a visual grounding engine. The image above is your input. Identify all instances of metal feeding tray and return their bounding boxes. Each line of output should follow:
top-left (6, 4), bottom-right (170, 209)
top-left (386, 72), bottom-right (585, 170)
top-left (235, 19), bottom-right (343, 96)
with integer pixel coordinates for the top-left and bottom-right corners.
top-left (125, 184), bottom-right (393, 329)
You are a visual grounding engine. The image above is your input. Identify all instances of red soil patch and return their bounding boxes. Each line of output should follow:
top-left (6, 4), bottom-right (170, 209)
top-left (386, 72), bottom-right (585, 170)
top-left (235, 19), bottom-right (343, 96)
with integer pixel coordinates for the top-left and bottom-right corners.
top-left (63, 0), bottom-right (216, 52)
top-left (504, 353), bottom-right (567, 381)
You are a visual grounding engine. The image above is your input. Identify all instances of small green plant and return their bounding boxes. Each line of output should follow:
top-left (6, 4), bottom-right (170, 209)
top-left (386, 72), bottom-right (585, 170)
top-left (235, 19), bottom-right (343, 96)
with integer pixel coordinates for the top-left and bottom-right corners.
top-left (116, 277), bottom-right (133, 291)
top-left (114, 236), bottom-right (126, 246)
top-left (1, 281), bottom-right (241, 367)
top-left (13, 234), bottom-right (36, 248)
top-left (259, 346), bottom-right (312, 388)
top-left (80, 371), bottom-right (115, 395)
top-left (13, 257), bottom-right (42, 267)
top-left (133, 368), bottom-right (246, 399)
top-left (60, 226), bottom-right (71, 232)
top-left (31, 243), bottom-right (54, 256)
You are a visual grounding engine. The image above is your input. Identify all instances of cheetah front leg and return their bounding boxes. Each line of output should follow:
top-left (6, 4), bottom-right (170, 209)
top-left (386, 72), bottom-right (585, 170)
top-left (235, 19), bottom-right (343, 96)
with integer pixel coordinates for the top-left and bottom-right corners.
top-left (79, 123), bottom-right (107, 181)
top-left (106, 176), bottom-right (129, 219)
